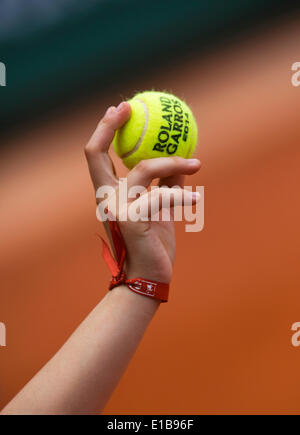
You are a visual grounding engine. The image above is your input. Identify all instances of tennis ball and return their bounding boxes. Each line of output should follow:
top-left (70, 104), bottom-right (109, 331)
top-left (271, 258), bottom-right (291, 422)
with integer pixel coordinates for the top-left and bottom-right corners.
top-left (113, 91), bottom-right (198, 169)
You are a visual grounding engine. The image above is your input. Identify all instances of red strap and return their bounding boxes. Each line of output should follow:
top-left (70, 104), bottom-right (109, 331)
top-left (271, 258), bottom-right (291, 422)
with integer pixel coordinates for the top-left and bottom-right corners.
top-left (100, 220), bottom-right (169, 303)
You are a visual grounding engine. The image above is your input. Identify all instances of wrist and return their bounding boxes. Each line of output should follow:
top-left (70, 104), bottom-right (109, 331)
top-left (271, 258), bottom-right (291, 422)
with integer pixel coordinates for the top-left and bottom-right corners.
top-left (109, 284), bottom-right (161, 317)
top-left (101, 220), bottom-right (170, 303)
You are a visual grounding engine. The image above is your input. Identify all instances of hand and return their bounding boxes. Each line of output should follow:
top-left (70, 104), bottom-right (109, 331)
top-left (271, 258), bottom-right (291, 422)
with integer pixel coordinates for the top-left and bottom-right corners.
top-left (85, 102), bottom-right (201, 284)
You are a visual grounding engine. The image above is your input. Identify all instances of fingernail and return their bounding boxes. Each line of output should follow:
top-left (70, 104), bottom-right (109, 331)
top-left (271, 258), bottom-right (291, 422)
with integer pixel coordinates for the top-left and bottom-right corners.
top-left (116, 102), bottom-right (125, 112)
top-left (187, 159), bottom-right (200, 166)
top-left (192, 192), bottom-right (201, 201)
top-left (106, 106), bottom-right (116, 116)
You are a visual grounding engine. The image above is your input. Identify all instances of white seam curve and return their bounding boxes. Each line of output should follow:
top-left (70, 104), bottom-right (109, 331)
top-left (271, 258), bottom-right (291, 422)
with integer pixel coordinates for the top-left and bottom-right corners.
top-left (121, 99), bottom-right (149, 159)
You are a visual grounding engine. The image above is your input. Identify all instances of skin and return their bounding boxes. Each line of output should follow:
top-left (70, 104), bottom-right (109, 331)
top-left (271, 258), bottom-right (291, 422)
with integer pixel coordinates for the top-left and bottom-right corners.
top-left (1, 102), bottom-right (201, 415)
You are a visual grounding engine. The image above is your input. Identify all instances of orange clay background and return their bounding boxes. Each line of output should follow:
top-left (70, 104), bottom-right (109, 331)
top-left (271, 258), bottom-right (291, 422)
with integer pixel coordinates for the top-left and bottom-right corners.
top-left (0, 17), bottom-right (300, 414)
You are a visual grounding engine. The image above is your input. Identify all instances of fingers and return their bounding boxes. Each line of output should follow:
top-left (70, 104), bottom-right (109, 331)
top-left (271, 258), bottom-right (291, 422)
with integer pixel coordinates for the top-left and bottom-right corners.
top-left (158, 174), bottom-right (185, 189)
top-left (87, 103), bottom-right (131, 153)
top-left (84, 102), bottom-right (131, 189)
top-left (126, 157), bottom-right (201, 190)
top-left (128, 187), bottom-right (201, 220)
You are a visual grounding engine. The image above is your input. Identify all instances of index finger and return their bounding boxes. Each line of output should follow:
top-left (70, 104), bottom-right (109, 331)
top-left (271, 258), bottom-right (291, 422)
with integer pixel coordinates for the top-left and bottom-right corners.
top-left (84, 102), bottom-right (131, 189)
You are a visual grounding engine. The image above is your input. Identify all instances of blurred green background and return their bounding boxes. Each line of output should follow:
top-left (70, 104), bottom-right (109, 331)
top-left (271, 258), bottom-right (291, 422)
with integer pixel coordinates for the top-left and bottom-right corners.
top-left (0, 0), bottom-right (298, 135)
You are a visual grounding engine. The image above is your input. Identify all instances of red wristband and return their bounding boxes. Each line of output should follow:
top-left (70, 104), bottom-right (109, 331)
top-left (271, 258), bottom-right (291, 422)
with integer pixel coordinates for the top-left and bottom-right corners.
top-left (100, 221), bottom-right (169, 303)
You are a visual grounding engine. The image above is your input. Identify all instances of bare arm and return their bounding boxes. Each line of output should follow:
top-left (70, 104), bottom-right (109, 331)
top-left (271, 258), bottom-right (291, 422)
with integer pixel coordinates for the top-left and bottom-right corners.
top-left (2, 286), bottom-right (159, 415)
top-left (1, 102), bottom-right (200, 415)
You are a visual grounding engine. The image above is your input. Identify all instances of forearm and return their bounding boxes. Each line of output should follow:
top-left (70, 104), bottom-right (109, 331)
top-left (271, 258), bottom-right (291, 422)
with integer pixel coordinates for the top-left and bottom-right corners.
top-left (1, 286), bottom-right (160, 415)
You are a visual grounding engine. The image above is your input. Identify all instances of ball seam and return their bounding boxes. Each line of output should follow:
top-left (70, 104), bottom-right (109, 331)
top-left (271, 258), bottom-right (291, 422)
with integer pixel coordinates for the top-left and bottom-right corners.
top-left (121, 99), bottom-right (148, 159)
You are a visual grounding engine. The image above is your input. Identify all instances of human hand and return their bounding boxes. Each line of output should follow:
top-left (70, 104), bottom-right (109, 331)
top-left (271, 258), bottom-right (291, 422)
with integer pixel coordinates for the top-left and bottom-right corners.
top-left (85, 102), bottom-right (201, 284)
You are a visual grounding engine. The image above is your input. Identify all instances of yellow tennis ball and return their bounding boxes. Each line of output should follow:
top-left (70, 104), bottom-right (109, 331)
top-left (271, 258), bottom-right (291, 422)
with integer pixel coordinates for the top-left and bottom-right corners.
top-left (113, 91), bottom-right (198, 169)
